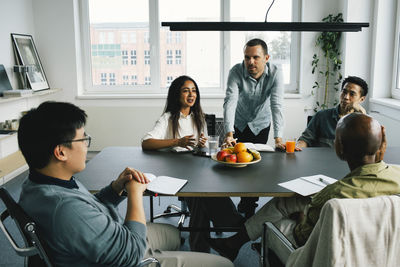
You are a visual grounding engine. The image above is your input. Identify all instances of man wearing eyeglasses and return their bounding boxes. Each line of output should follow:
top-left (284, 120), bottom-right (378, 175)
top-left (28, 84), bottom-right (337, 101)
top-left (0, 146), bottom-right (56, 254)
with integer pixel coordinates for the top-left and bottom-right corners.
top-left (17, 101), bottom-right (233, 267)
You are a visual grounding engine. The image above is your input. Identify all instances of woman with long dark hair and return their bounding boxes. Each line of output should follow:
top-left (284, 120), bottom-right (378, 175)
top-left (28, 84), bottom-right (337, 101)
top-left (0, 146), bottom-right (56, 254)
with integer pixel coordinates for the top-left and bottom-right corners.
top-left (142, 75), bottom-right (207, 151)
top-left (142, 76), bottom-right (244, 256)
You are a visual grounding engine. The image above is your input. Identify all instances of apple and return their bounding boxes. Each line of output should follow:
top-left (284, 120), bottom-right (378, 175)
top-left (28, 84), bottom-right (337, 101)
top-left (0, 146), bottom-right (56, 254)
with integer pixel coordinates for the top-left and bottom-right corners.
top-left (225, 154), bottom-right (237, 163)
top-left (217, 150), bottom-right (229, 161)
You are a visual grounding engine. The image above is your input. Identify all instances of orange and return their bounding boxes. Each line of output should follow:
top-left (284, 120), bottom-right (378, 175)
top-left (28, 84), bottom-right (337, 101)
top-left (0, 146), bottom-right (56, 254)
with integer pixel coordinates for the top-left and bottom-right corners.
top-left (222, 147), bottom-right (234, 154)
top-left (237, 151), bottom-right (253, 163)
top-left (233, 143), bottom-right (247, 154)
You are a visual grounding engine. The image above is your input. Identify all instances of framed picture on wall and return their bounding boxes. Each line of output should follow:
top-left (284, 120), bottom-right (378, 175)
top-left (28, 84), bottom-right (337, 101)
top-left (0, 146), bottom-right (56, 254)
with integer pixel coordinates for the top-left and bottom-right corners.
top-left (11, 33), bottom-right (49, 91)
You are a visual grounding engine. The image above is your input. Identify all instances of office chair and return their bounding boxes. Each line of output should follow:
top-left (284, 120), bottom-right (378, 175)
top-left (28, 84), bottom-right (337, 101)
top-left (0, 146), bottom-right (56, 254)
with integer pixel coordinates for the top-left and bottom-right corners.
top-left (0, 187), bottom-right (160, 267)
top-left (261, 195), bottom-right (400, 267)
top-left (153, 114), bottom-right (218, 228)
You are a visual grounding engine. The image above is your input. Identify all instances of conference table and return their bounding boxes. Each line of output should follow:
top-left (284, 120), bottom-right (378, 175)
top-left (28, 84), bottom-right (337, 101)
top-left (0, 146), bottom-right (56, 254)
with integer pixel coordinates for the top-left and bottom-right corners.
top-left (75, 146), bottom-right (400, 228)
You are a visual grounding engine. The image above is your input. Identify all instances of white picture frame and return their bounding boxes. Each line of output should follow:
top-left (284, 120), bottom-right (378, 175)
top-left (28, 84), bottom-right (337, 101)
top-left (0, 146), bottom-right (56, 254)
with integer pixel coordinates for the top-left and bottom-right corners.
top-left (11, 33), bottom-right (49, 91)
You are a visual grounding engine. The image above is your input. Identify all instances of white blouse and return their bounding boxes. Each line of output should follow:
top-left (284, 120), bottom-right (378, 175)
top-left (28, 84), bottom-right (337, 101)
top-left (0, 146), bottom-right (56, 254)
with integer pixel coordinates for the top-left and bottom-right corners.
top-left (142, 112), bottom-right (208, 151)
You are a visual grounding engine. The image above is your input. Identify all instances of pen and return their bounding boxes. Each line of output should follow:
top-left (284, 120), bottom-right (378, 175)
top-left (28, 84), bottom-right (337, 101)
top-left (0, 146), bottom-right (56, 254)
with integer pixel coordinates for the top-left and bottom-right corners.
top-left (319, 177), bottom-right (330, 186)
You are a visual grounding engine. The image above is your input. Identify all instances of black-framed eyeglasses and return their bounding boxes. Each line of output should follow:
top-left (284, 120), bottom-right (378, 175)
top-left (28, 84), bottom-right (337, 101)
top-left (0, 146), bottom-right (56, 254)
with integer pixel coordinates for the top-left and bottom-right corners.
top-left (63, 134), bottom-right (92, 148)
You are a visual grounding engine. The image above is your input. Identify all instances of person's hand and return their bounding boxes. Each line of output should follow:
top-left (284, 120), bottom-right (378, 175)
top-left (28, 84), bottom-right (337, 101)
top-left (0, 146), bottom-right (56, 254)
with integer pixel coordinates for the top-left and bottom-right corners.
top-left (177, 135), bottom-right (196, 149)
top-left (197, 132), bottom-right (207, 148)
top-left (295, 145), bottom-right (302, 151)
top-left (125, 179), bottom-right (147, 195)
top-left (222, 132), bottom-right (237, 148)
top-left (352, 103), bottom-right (366, 114)
top-left (274, 137), bottom-right (286, 151)
top-left (343, 102), bottom-right (366, 115)
top-left (112, 167), bottom-right (149, 195)
top-left (375, 125), bottom-right (387, 162)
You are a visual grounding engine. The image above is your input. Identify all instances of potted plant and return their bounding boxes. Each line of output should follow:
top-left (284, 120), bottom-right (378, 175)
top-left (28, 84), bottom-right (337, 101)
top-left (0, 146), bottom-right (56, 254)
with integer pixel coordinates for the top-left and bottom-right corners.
top-left (311, 13), bottom-right (344, 112)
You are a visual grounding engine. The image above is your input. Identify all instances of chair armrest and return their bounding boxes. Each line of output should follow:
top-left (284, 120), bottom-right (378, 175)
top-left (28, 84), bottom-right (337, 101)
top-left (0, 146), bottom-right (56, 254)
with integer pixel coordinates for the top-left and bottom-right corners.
top-left (263, 222), bottom-right (297, 265)
top-left (136, 257), bottom-right (160, 267)
top-left (0, 210), bottom-right (38, 257)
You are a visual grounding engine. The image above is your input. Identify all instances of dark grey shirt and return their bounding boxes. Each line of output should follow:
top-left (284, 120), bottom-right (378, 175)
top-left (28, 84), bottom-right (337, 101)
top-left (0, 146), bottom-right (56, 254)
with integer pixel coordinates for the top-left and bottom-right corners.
top-left (298, 105), bottom-right (340, 147)
top-left (19, 170), bottom-right (147, 267)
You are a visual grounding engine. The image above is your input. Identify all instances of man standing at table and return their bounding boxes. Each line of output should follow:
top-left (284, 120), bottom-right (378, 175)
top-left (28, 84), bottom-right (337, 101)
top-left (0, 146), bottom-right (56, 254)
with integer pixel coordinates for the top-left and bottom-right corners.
top-left (223, 38), bottom-right (285, 218)
top-left (209, 113), bottom-right (400, 262)
top-left (297, 76), bottom-right (368, 148)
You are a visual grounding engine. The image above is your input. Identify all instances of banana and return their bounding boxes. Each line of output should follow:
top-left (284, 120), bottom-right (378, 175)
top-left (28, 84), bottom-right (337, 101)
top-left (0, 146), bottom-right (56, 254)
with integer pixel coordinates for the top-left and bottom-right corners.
top-left (248, 148), bottom-right (261, 160)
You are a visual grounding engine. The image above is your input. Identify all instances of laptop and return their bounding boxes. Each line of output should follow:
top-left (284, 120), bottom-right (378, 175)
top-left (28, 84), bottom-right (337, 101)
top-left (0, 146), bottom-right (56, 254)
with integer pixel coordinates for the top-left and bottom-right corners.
top-left (0, 64), bottom-right (13, 96)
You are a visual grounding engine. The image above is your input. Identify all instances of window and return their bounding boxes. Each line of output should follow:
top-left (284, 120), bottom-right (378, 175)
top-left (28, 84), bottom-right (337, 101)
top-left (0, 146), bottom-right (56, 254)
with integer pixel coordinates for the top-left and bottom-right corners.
top-left (81, 0), bottom-right (299, 94)
top-left (144, 50), bottom-right (150, 65)
top-left (175, 50), bottom-right (182, 64)
top-left (175, 32), bottom-right (181, 43)
top-left (145, 76), bottom-right (151, 85)
top-left (122, 50), bottom-right (128, 65)
top-left (167, 50), bottom-right (173, 64)
top-left (167, 32), bottom-right (173, 44)
top-left (131, 50), bottom-right (136, 65)
top-left (131, 75), bottom-right (138, 85)
top-left (167, 76), bottom-right (173, 86)
top-left (122, 75), bottom-right (129, 85)
top-left (100, 73), bottom-right (107, 85)
top-left (393, 0), bottom-right (400, 99)
top-left (109, 73), bottom-right (116, 85)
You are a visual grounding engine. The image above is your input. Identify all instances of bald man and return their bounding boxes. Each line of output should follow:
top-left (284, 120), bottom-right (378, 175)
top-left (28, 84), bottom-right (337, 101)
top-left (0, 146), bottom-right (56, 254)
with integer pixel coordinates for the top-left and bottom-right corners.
top-left (209, 113), bottom-right (400, 261)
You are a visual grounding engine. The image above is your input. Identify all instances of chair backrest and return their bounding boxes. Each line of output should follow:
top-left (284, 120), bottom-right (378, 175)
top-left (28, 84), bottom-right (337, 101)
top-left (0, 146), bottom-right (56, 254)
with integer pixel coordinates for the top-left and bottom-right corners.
top-left (0, 187), bottom-right (53, 267)
top-left (205, 114), bottom-right (216, 135)
top-left (0, 187), bottom-right (159, 267)
top-left (286, 195), bottom-right (400, 267)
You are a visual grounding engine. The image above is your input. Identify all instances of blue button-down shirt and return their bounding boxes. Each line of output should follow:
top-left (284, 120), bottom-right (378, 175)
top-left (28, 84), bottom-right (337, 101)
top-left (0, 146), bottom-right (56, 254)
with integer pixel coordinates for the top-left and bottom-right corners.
top-left (223, 61), bottom-right (284, 138)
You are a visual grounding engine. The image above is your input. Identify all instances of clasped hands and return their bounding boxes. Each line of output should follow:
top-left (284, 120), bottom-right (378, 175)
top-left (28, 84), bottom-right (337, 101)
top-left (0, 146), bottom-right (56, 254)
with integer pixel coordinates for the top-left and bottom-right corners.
top-left (112, 167), bottom-right (149, 196)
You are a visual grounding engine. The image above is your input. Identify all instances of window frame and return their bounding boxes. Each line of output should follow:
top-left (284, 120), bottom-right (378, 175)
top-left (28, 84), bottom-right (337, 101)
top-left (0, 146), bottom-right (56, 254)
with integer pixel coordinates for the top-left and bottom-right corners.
top-left (79, 0), bottom-right (300, 96)
top-left (392, 0), bottom-right (400, 100)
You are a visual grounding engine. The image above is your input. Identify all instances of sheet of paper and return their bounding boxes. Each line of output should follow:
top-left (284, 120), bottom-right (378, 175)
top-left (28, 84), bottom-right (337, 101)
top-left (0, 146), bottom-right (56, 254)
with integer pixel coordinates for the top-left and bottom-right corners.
top-left (171, 146), bottom-right (193, 153)
top-left (278, 174), bottom-right (337, 196)
top-left (144, 173), bottom-right (188, 195)
top-left (243, 142), bottom-right (275, 152)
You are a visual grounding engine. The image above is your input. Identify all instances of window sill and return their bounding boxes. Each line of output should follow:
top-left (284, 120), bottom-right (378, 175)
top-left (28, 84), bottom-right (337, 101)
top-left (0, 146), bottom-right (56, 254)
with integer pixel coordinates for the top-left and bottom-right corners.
top-left (370, 98), bottom-right (400, 111)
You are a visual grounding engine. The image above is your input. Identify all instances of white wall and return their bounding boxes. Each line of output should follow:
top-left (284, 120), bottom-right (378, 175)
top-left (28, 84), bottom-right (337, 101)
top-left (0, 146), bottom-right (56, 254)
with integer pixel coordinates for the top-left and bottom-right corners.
top-left (3, 0), bottom-right (400, 150)
top-left (0, 0), bottom-right (62, 124)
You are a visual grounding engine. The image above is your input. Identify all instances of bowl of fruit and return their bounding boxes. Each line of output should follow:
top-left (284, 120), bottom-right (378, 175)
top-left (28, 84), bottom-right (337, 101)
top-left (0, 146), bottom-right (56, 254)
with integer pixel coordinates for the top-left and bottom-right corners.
top-left (211, 142), bottom-right (261, 167)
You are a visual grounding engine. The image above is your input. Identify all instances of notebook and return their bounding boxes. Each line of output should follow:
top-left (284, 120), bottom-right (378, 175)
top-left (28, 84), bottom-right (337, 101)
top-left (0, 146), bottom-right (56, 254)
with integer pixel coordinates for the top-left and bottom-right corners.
top-left (0, 65), bottom-right (13, 96)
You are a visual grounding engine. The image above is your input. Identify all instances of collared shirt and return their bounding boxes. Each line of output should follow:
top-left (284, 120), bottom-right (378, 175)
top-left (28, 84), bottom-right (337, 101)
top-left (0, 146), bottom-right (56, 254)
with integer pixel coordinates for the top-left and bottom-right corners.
top-left (294, 161), bottom-right (400, 246)
top-left (142, 112), bottom-right (207, 151)
top-left (223, 61), bottom-right (284, 138)
top-left (29, 169), bottom-right (79, 189)
top-left (298, 105), bottom-right (340, 148)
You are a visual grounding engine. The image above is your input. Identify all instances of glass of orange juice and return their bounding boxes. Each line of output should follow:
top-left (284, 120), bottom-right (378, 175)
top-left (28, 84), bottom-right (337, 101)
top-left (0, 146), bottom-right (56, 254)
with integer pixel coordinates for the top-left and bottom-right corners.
top-left (286, 139), bottom-right (296, 153)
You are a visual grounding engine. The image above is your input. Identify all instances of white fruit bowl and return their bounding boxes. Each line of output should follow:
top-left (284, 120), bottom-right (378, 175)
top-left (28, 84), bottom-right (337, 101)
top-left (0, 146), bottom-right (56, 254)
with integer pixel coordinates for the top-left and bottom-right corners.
top-left (210, 153), bottom-right (261, 168)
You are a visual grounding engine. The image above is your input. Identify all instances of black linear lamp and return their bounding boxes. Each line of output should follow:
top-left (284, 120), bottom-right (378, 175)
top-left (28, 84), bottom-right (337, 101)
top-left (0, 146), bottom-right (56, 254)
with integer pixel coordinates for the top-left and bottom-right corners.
top-left (161, 22), bottom-right (369, 32)
top-left (162, 0), bottom-right (369, 32)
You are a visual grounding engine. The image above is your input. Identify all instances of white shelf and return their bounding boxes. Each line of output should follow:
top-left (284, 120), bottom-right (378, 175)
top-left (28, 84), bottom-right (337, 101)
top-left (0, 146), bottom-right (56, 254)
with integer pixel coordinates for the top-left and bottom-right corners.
top-left (0, 88), bottom-right (62, 104)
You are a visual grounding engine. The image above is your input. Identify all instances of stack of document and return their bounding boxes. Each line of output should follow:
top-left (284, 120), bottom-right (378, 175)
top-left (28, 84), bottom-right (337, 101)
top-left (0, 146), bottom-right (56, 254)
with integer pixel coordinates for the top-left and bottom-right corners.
top-left (279, 174), bottom-right (337, 196)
